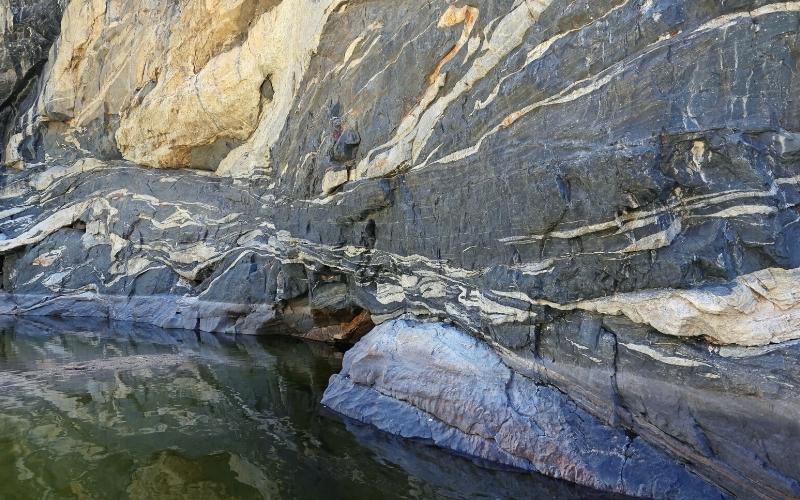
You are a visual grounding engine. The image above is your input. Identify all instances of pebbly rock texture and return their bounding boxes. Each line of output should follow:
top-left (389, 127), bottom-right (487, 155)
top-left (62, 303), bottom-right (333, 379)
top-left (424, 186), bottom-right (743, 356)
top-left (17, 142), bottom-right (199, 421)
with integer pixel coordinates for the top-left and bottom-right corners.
top-left (1, 0), bottom-right (800, 497)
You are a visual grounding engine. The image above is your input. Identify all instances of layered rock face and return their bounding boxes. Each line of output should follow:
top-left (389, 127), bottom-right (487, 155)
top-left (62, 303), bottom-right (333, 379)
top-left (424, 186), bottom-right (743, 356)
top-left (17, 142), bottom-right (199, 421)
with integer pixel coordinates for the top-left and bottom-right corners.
top-left (1, 0), bottom-right (800, 497)
top-left (0, 0), bottom-right (63, 166)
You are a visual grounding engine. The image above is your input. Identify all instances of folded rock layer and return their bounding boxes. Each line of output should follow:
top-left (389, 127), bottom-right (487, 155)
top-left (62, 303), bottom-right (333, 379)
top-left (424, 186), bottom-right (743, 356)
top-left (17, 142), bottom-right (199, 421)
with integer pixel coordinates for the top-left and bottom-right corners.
top-left (1, 0), bottom-right (800, 497)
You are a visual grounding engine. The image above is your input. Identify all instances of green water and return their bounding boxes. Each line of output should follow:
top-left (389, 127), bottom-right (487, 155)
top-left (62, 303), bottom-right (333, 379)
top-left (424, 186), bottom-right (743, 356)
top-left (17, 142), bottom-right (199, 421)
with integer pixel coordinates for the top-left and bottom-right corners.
top-left (0, 316), bottom-right (617, 500)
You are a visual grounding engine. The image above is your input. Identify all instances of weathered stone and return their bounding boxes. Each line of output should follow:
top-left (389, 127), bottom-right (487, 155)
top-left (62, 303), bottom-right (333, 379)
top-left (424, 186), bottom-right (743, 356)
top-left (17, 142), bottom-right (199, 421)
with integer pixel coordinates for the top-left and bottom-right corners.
top-left (1, 0), bottom-right (800, 497)
top-left (0, 0), bottom-right (63, 165)
top-left (321, 166), bottom-right (349, 194)
top-left (322, 319), bottom-right (723, 498)
top-left (302, 310), bottom-right (374, 344)
top-left (331, 129), bottom-right (360, 163)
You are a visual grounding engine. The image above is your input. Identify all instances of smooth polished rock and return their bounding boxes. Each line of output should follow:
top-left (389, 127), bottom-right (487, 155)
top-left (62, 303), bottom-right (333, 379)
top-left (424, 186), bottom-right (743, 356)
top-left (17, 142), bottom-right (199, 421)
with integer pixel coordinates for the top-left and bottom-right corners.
top-left (322, 319), bottom-right (723, 499)
top-left (1, 1), bottom-right (800, 497)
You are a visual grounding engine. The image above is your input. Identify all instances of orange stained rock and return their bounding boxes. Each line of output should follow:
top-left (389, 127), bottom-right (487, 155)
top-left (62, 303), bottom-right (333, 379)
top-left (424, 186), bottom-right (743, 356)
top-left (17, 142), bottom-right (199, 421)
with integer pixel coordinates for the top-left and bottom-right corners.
top-left (429, 5), bottom-right (479, 84)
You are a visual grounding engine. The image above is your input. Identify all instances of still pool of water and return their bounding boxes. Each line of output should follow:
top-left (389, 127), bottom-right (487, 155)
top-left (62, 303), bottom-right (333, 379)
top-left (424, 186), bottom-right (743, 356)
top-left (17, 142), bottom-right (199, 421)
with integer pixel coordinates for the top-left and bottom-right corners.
top-left (0, 316), bottom-right (621, 500)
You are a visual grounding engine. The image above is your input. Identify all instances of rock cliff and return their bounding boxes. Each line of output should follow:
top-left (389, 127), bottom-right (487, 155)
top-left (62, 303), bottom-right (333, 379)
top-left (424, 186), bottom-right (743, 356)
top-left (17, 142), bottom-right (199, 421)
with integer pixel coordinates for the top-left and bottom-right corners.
top-left (1, 0), bottom-right (800, 497)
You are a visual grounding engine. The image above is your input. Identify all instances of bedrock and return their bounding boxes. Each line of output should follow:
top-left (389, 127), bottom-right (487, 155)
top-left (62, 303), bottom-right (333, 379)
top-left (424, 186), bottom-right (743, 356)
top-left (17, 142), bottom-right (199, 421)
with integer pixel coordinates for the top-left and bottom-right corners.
top-left (324, 316), bottom-right (800, 499)
top-left (2, 160), bottom-right (800, 497)
top-left (322, 319), bottom-right (722, 498)
top-left (1, 0), bottom-right (800, 497)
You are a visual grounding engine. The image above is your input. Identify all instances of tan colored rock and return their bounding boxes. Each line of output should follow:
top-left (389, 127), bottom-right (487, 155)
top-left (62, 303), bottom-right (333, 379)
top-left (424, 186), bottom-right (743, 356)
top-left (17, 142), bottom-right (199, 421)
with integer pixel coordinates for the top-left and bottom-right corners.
top-left (214, 0), bottom-right (346, 176)
top-left (321, 168), bottom-right (349, 195)
top-left (0, 0), bottom-right (12, 35)
top-left (39, 0), bottom-right (343, 171)
top-left (302, 310), bottom-right (374, 344)
top-left (40, 0), bottom-right (171, 125)
top-left (577, 267), bottom-right (800, 346)
top-left (3, 132), bottom-right (24, 168)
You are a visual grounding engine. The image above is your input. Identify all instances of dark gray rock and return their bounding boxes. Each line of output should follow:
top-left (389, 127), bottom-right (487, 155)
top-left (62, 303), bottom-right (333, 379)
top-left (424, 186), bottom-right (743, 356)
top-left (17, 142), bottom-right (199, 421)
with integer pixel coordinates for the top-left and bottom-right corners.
top-left (331, 129), bottom-right (360, 163)
top-left (1, 1), bottom-right (799, 497)
top-left (0, 0), bottom-right (63, 165)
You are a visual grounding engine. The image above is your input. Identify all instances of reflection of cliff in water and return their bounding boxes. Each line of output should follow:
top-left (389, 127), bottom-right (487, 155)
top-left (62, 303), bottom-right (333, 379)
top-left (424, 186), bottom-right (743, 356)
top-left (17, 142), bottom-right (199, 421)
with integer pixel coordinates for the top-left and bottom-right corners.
top-left (0, 317), bottom-right (616, 500)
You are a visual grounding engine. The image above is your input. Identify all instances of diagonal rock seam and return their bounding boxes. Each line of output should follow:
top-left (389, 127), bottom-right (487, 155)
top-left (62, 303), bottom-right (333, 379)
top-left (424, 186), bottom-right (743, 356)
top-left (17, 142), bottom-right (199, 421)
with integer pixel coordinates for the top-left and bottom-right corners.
top-left (2, 0), bottom-right (800, 497)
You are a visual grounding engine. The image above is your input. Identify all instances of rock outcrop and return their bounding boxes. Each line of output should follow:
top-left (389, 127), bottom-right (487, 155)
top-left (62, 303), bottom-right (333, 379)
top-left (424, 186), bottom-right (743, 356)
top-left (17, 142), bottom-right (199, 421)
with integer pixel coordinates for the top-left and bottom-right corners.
top-left (0, 0), bottom-right (63, 167)
top-left (323, 319), bottom-right (723, 498)
top-left (2, 0), bottom-right (800, 497)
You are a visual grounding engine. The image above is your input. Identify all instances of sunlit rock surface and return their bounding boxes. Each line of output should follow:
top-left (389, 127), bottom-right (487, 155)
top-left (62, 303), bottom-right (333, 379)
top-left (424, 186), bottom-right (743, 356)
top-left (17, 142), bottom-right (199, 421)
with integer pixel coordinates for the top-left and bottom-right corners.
top-left (2, 0), bottom-right (800, 497)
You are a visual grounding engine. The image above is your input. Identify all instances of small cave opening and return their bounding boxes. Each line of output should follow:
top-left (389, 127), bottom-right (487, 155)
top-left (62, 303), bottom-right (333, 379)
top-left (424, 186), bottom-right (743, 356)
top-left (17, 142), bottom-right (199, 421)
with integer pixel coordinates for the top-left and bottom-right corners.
top-left (257, 268), bottom-right (376, 347)
top-left (260, 76), bottom-right (274, 101)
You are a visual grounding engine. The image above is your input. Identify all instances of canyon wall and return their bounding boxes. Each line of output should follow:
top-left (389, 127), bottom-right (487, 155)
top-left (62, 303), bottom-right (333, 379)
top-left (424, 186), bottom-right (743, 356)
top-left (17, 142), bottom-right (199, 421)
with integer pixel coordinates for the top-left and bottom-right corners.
top-left (1, 0), bottom-right (800, 497)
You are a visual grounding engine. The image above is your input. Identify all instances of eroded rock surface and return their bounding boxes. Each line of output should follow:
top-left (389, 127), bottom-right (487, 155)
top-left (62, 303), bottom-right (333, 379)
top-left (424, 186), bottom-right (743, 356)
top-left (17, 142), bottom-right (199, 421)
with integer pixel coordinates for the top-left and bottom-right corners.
top-left (1, 0), bottom-right (800, 498)
top-left (322, 319), bottom-right (723, 498)
top-left (0, 0), bottom-right (62, 166)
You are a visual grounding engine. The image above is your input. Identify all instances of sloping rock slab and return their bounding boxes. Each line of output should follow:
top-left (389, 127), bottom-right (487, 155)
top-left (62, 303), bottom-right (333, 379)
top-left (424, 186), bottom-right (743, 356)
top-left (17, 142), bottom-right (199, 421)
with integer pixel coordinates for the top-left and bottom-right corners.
top-left (322, 319), bottom-right (722, 499)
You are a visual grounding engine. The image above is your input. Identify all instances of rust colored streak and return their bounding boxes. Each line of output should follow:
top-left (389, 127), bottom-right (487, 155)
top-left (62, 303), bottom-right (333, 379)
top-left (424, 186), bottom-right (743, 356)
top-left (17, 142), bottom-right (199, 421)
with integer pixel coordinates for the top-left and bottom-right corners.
top-left (428, 5), bottom-right (479, 85)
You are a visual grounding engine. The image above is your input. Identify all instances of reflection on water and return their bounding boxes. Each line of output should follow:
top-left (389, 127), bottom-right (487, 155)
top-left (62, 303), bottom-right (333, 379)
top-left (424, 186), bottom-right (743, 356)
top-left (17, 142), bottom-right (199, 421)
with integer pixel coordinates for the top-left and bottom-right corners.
top-left (0, 316), bottom-right (620, 500)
